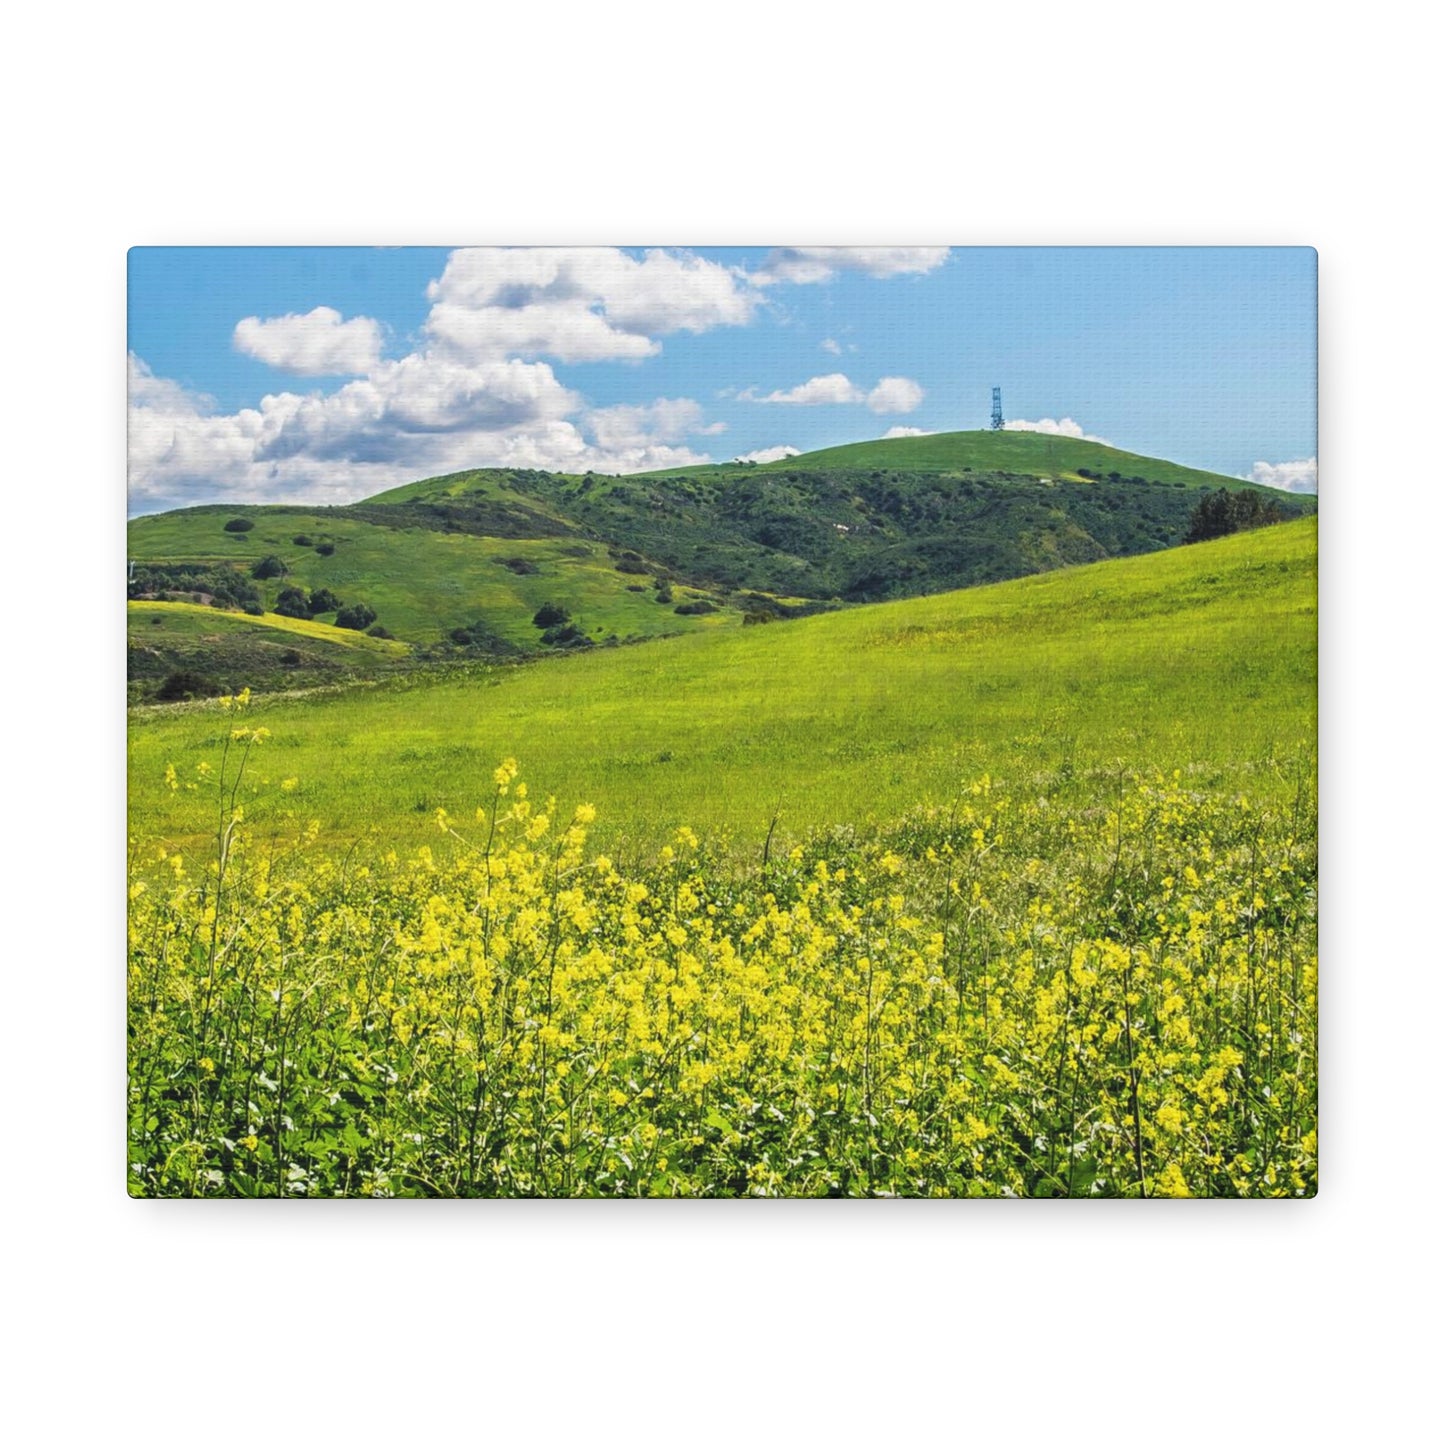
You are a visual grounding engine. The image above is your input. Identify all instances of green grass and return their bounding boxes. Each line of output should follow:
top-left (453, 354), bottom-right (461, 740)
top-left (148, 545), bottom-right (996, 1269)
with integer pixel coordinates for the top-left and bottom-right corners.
top-left (127, 509), bottom-right (733, 649)
top-left (128, 518), bottom-right (1316, 863)
top-left (129, 600), bottom-right (411, 653)
top-left (642, 428), bottom-right (1303, 498)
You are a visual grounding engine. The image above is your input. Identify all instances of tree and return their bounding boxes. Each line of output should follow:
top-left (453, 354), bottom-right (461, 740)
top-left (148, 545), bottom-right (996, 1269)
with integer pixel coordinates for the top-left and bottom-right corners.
top-left (1185, 488), bottom-right (1284, 544)
top-left (274, 587), bottom-right (311, 619)
top-left (532, 602), bottom-right (569, 628)
top-left (334, 603), bottom-right (377, 631)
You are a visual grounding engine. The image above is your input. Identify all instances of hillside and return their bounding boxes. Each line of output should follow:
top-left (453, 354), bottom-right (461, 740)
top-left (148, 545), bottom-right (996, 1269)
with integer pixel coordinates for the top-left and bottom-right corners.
top-left (127, 429), bottom-right (1312, 699)
top-left (128, 517), bottom-right (1317, 856)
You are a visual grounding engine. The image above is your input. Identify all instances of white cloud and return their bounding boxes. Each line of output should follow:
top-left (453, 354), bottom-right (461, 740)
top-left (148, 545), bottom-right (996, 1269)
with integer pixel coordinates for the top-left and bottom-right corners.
top-left (588, 398), bottom-right (724, 452)
top-left (233, 306), bottom-right (383, 376)
top-left (883, 426), bottom-right (932, 439)
top-left (736, 445), bottom-right (800, 464)
top-left (820, 337), bottom-right (842, 355)
top-left (425, 246), bottom-right (757, 363)
top-left (1003, 416), bottom-right (1113, 445)
top-left (756, 247), bottom-right (950, 285)
top-left (1248, 457), bottom-right (1317, 493)
top-left (867, 376), bottom-right (925, 414)
top-left (745, 372), bottom-right (926, 413)
top-left (127, 350), bottom-right (719, 510)
top-left (751, 372), bottom-right (866, 406)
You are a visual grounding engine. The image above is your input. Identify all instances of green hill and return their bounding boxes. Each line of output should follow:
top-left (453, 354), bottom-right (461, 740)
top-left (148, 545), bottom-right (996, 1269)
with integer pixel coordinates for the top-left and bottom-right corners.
top-left (127, 430), bottom-right (1313, 700)
top-left (778, 429), bottom-right (1295, 490)
top-left (128, 517), bottom-right (1317, 857)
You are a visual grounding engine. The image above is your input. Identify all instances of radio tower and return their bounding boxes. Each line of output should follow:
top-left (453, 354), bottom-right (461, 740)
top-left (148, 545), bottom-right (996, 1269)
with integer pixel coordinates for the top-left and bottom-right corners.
top-left (990, 387), bottom-right (1004, 430)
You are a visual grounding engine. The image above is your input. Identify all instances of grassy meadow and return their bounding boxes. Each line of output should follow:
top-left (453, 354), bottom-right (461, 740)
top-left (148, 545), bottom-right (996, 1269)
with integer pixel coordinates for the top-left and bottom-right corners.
top-left (127, 518), bottom-right (1317, 1198)
top-left (129, 519), bottom-right (1316, 859)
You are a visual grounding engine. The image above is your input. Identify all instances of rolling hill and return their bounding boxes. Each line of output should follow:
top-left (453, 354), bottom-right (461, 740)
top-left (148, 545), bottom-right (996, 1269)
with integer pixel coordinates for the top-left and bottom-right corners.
top-left (128, 516), bottom-right (1317, 857)
top-left (127, 429), bottom-right (1313, 700)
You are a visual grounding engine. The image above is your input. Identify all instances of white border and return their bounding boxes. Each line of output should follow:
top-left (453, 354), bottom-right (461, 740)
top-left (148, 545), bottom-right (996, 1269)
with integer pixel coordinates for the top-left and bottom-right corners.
top-left (9, 4), bottom-right (1439, 1438)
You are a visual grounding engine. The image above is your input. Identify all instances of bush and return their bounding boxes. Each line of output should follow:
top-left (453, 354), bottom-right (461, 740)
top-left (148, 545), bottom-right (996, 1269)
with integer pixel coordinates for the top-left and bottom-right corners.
top-left (655, 584), bottom-right (674, 604)
top-left (532, 602), bottom-right (570, 629)
top-left (279, 649), bottom-right (302, 667)
top-left (1185, 488), bottom-right (1285, 544)
top-left (242, 603), bottom-right (265, 617)
top-left (495, 556), bottom-right (539, 576)
top-left (223, 518), bottom-right (254, 533)
top-left (367, 624), bottom-right (395, 640)
top-left (251, 555), bottom-right (287, 580)
top-left (674, 600), bottom-right (717, 616)
top-left (307, 588), bottom-right (342, 616)
top-left (274, 588), bottom-right (312, 620)
top-left (156, 670), bottom-right (216, 701)
top-left (614, 557), bottom-right (650, 575)
top-left (334, 603), bottom-right (377, 631)
top-left (541, 623), bottom-right (590, 648)
top-left (315, 543), bottom-right (336, 557)
top-left (292, 534), bottom-right (314, 547)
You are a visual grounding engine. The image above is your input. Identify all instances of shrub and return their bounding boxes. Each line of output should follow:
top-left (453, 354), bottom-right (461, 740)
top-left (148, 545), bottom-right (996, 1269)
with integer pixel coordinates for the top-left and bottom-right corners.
top-left (315, 543), bottom-right (336, 557)
top-left (614, 557), bottom-right (650, 575)
top-left (1185, 488), bottom-right (1285, 544)
top-left (222, 518), bottom-right (254, 533)
top-left (156, 670), bottom-right (216, 701)
top-left (367, 624), bottom-right (395, 640)
top-left (274, 588), bottom-right (312, 620)
top-left (541, 623), bottom-right (590, 648)
top-left (334, 603), bottom-right (377, 631)
top-left (292, 534), bottom-right (314, 547)
top-left (242, 603), bottom-right (265, 617)
top-left (655, 584), bottom-right (674, 604)
top-left (674, 600), bottom-right (717, 616)
top-left (532, 602), bottom-right (569, 629)
top-left (279, 649), bottom-right (302, 667)
top-left (251, 555), bottom-right (287, 580)
top-left (307, 588), bottom-right (342, 616)
top-left (496, 557), bottom-right (539, 576)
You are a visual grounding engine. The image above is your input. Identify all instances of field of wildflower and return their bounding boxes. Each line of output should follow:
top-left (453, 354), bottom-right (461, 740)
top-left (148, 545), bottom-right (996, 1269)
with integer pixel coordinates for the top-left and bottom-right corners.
top-left (128, 690), bottom-right (1316, 1197)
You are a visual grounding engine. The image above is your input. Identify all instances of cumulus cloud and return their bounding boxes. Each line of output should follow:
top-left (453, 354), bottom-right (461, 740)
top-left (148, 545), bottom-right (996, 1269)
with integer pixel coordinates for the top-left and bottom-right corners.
top-left (755, 247), bottom-right (951, 285)
top-left (127, 350), bottom-right (721, 510)
top-left (233, 306), bottom-right (384, 376)
top-left (1003, 416), bottom-right (1112, 445)
top-left (736, 445), bottom-right (800, 464)
top-left (1248, 457), bottom-right (1317, 493)
top-left (425, 246), bottom-right (757, 364)
top-left (883, 426), bottom-right (932, 439)
top-left (750, 372), bottom-right (866, 406)
top-left (745, 373), bottom-right (925, 412)
top-left (588, 398), bottom-right (724, 461)
top-left (867, 376), bottom-right (925, 414)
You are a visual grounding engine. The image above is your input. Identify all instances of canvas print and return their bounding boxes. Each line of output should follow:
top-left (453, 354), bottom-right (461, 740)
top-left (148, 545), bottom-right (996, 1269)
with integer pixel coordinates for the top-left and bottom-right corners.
top-left (126, 246), bottom-right (1318, 1198)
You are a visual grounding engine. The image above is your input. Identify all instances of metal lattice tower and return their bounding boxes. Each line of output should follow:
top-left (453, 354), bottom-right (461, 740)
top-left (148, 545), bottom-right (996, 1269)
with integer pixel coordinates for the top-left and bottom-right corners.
top-left (990, 387), bottom-right (1004, 430)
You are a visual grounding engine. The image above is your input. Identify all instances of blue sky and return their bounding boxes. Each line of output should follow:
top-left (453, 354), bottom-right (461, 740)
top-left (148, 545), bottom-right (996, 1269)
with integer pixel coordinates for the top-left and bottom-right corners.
top-left (127, 246), bottom-right (1316, 514)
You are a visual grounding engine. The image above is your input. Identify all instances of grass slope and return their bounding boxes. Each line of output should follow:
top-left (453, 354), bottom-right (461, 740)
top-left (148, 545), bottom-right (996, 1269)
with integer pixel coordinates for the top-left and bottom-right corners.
top-left (128, 432), bottom-right (1311, 689)
top-left (127, 507), bottom-right (730, 651)
top-left (760, 429), bottom-right (1289, 492)
top-left (129, 518), bottom-right (1316, 861)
